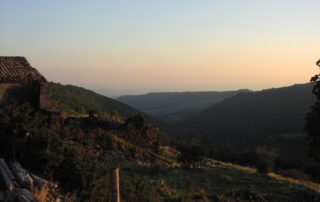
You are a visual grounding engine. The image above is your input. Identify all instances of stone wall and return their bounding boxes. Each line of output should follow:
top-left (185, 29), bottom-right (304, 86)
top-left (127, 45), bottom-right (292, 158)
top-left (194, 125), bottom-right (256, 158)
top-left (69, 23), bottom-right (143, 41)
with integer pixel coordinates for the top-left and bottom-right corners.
top-left (0, 83), bottom-right (19, 104)
top-left (3, 82), bottom-right (41, 108)
top-left (39, 82), bottom-right (56, 110)
top-left (0, 82), bottom-right (57, 110)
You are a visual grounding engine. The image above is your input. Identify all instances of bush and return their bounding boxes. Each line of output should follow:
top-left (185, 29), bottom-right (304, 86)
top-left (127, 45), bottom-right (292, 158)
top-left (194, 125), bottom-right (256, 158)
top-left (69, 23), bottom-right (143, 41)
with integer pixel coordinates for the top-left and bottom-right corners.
top-left (255, 147), bottom-right (277, 174)
top-left (177, 144), bottom-right (205, 168)
top-left (0, 103), bottom-right (113, 201)
top-left (0, 102), bottom-right (48, 160)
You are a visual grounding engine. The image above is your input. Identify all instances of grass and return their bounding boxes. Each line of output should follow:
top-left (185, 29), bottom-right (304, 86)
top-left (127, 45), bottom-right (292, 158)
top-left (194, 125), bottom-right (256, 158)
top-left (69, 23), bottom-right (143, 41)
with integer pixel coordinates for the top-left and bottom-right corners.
top-left (107, 134), bottom-right (178, 166)
top-left (120, 158), bottom-right (320, 201)
top-left (80, 132), bottom-right (319, 201)
top-left (206, 159), bottom-right (320, 193)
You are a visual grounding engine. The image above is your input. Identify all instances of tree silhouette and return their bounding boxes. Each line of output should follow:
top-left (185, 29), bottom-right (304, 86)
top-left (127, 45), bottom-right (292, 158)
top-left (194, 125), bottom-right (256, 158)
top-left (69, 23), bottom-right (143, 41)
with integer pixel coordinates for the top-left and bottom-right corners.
top-left (305, 59), bottom-right (320, 161)
top-left (125, 114), bottom-right (144, 130)
top-left (177, 144), bottom-right (205, 168)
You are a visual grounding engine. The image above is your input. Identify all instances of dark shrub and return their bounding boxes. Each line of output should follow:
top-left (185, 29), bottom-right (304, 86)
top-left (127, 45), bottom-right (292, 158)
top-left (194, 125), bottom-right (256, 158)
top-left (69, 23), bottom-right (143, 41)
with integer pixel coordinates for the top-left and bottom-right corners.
top-left (305, 59), bottom-right (320, 162)
top-left (177, 144), bottom-right (205, 168)
top-left (255, 147), bottom-right (277, 174)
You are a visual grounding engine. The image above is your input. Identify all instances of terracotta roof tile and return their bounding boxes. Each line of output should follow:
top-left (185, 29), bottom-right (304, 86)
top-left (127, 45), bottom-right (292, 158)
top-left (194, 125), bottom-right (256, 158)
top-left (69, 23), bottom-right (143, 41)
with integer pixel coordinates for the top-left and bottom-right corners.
top-left (0, 56), bottom-right (47, 83)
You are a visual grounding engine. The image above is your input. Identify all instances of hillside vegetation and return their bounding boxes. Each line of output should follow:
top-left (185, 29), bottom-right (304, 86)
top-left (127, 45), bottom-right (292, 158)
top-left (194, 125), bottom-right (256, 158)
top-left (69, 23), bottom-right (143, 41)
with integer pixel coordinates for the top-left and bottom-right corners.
top-left (121, 158), bottom-right (320, 202)
top-left (1, 102), bottom-right (318, 201)
top-left (179, 83), bottom-right (315, 142)
top-left (49, 82), bottom-right (142, 118)
top-left (1, 84), bottom-right (319, 201)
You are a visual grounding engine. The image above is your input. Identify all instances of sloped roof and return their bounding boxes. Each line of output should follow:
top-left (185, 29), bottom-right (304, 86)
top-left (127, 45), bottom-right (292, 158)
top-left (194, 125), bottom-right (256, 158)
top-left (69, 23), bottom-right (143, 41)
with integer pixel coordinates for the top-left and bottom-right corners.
top-left (0, 56), bottom-right (47, 83)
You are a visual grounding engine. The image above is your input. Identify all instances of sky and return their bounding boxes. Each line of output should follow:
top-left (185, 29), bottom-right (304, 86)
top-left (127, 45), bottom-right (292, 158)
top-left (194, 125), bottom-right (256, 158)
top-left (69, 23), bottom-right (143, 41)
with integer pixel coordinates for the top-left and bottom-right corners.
top-left (0, 0), bottom-right (319, 97)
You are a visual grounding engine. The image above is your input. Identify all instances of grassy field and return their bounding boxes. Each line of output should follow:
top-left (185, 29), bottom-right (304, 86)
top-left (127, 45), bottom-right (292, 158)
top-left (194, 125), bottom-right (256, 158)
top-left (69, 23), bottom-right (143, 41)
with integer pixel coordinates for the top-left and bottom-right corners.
top-left (120, 159), bottom-right (320, 202)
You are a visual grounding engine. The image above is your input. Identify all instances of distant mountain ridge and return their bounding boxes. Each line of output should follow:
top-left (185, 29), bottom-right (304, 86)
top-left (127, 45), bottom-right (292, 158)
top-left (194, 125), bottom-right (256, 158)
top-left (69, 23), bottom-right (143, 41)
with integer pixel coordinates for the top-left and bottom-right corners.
top-left (178, 83), bottom-right (316, 144)
top-left (117, 89), bottom-right (251, 120)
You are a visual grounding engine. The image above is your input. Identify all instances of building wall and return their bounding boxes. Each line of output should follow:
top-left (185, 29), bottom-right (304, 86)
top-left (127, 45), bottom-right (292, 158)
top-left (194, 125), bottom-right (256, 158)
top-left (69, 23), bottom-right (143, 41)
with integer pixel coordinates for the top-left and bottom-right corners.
top-left (39, 82), bottom-right (56, 110)
top-left (0, 83), bottom-right (19, 103)
top-left (1, 81), bottom-right (57, 112)
top-left (0, 82), bottom-right (44, 109)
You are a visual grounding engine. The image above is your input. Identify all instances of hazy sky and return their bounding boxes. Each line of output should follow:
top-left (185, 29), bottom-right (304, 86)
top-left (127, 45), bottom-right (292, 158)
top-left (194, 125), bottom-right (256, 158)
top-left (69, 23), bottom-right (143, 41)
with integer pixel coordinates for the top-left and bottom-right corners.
top-left (1, 0), bottom-right (319, 97)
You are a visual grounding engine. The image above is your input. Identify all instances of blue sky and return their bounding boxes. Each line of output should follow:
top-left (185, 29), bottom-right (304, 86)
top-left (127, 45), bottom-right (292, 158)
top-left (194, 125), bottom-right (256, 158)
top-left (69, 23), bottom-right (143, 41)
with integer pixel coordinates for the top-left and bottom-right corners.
top-left (1, 0), bottom-right (319, 97)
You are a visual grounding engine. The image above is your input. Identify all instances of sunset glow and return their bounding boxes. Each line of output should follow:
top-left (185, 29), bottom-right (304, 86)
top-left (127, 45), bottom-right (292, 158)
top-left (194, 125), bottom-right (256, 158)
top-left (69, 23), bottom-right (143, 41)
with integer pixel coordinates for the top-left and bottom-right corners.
top-left (1, 0), bottom-right (319, 96)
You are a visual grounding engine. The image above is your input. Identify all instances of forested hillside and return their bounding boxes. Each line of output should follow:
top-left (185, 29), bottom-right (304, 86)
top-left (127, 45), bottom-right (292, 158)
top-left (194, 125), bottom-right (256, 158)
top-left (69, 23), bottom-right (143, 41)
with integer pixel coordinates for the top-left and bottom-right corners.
top-left (179, 83), bottom-right (315, 143)
top-left (1, 103), bottom-right (319, 201)
top-left (49, 82), bottom-right (143, 118)
top-left (172, 83), bottom-right (320, 183)
top-left (1, 82), bottom-right (319, 201)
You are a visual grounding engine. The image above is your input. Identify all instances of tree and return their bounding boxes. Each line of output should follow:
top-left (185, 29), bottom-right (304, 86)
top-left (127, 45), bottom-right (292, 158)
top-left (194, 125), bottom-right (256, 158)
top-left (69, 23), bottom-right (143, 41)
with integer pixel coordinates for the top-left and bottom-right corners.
top-left (305, 59), bottom-right (320, 161)
top-left (0, 102), bottom-right (47, 160)
top-left (177, 144), bottom-right (205, 168)
top-left (125, 114), bottom-right (144, 130)
top-left (255, 147), bottom-right (277, 174)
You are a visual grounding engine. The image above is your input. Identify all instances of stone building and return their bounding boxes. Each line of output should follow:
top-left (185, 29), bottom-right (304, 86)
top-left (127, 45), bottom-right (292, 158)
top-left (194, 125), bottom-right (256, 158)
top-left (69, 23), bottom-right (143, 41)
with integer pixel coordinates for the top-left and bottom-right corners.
top-left (0, 56), bottom-right (50, 109)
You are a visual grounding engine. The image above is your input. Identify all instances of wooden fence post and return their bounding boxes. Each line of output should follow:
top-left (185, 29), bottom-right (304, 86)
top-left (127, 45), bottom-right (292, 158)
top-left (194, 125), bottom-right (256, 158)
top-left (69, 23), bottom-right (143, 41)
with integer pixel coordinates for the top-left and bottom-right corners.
top-left (112, 168), bottom-right (120, 202)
